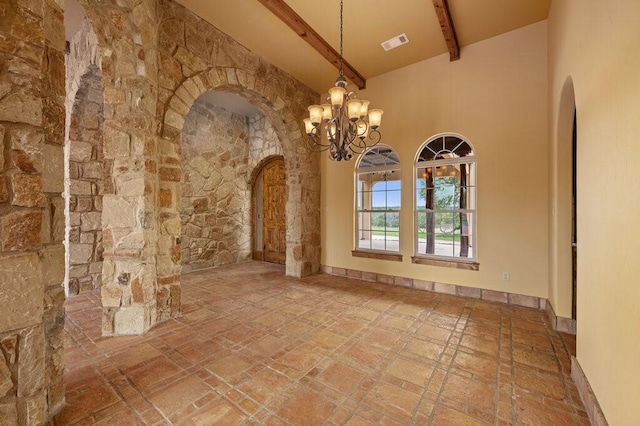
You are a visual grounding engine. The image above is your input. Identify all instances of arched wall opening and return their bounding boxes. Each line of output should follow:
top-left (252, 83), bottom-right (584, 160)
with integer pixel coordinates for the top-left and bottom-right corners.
top-left (65, 64), bottom-right (104, 295)
top-left (179, 91), bottom-right (284, 272)
top-left (549, 75), bottom-right (577, 332)
top-left (159, 66), bottom-right (320, 310)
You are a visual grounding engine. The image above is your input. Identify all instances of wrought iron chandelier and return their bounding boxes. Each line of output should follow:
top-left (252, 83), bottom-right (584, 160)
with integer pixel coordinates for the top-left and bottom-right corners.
top-left (303, 0), bottom-right (384, 161)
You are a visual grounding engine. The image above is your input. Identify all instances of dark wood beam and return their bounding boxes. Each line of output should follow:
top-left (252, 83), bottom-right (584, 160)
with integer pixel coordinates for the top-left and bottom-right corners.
top-left (432, 0), bottom-right (460, 61)
top-left (256, 0), bottom-right (367, 89)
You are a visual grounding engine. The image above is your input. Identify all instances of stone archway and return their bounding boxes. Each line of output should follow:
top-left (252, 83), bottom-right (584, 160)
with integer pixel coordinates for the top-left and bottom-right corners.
top-left (158, 66), bottom-right (321, 319)
top-left (65, 64), bottom-right (104, 296)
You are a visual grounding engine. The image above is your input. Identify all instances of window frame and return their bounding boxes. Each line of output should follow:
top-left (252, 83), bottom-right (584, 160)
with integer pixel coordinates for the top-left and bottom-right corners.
top-left (413, 134), bottom-right (478, 266)
top-left (353, 145), bottom-right (402, 259)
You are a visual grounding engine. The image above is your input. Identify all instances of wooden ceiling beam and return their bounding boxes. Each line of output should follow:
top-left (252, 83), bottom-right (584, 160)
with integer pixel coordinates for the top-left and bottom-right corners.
top-left (432, 0), bottom-right (460, 61)
top-left (256, 0), bottom-right (367, 89)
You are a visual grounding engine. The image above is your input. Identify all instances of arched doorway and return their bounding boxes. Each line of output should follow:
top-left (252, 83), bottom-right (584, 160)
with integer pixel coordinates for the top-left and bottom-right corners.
top-left (549, 76), bottom-right (577, 333)
top-left (253, 157), bottom-right (287, 264)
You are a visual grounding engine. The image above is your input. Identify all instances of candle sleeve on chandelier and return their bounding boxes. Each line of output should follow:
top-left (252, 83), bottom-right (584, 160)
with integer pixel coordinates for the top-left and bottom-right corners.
top-left (328, 86), bottom-right (346, 106)
top-left (359, 100), bottom-right (370, 118)
top-left (308, 105), bottom-right (324, 125)
top-left (347, 99), bottom-right (363, 121)
top-left (303, 118), bottom-right (314, 135)
top-left (368, 109), bottom-right (383, 129)
top-left (321, 104), bottom-right (332, 121)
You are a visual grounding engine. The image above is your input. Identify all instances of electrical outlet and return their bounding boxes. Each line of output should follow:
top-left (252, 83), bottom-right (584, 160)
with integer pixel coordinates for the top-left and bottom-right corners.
top-left (502, 272), bottom-right (510, 281)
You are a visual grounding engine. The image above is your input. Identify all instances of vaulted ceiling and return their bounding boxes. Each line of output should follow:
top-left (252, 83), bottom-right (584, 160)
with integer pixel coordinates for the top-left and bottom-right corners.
top-left (175, 0), bottom-right (551, 93)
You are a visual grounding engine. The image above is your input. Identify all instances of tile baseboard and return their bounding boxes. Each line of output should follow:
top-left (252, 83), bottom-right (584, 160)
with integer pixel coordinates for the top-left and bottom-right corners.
top-left (320, 264), bottom-right (547, 310)
top-left (546, 301), bottom-right (577, 334)
top-left (571, 356), bottom-right (609, 426)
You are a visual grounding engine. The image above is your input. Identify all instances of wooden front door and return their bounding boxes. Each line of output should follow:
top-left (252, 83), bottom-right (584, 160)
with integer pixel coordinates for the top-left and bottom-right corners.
top-left (255, 158), bottom-right (286, 264)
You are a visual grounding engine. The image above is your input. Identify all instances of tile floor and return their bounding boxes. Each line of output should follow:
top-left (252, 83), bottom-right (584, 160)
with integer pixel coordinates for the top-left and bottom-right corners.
top-left (52, 261), bottom-right (589, 425)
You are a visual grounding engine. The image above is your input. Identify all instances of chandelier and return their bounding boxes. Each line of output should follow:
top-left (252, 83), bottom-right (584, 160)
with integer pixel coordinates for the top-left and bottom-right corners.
top-left (303, 0), bottom-right (384, 161)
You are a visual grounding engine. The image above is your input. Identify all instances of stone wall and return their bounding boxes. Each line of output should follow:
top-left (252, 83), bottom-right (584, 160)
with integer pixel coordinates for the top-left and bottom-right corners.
top-left (181, 100), bottom-right (250, 272)
top-left (0, 0), bottom-right (67, 422)
top-left (248, 114), bottom-right (283, 171)
top-left (157, 0), bottom-right (322, 289)
top-left (67, 65), bottom-right (104, 295)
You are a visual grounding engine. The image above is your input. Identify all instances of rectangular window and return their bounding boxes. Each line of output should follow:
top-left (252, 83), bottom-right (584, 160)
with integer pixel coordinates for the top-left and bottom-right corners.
top-left (415, 161), bottom-right (476, 261)
top-left (356, 171), bottom-right (401, 253)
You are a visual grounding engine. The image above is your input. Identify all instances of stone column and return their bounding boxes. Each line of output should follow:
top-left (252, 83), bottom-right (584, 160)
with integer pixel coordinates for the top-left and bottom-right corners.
top-left (0, 0), bottom-right (66, 422)
top-left (95, 3), bottom-right (161, 336)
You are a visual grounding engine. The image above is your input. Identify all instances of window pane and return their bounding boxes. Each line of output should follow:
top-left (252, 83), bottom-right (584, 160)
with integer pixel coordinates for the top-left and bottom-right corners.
top-left (387, 190), bottom-right (401, 209)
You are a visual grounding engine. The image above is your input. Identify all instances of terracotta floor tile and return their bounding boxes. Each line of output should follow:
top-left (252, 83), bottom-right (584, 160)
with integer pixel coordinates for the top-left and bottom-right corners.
top-left (364, 381), bottom-right (422, 423)
top-left (56, 261), bottom-right (586, 425)
top-left (276, 387), bottom-right (337, 424)
top-left (452, 351), bottom-right (498, 382)
top-left (431, 405), bottom-right (488, 425)
top-left (514, 368), bottom-right (566, 400)
top-left (316, 362), bottom-right (366, 394)
top-left (237, 367), bottom-right (293, 404)
top-left (386, 355), bottom-right (434, 387)
top-left (177, 397), bottom-right (247, 425)
top-left (402, 337), bottom-right (445, 361)
top-left (204, 353), bottom-right (252, 381)
top-left (440, 373), bottom-right (496, 421)
top-left (146, 375), bottom-right (213, 418)
top-left (416, 323), bottom-right (452, 343)
top-left (124, 356), bottom-right (184, 395)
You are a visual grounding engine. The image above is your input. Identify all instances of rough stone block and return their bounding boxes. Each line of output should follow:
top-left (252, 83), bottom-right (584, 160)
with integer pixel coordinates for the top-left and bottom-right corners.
top-left (11, 149), bottom-right (40, 173)
top-left (17, 326), bottom-right (44, 397)
top-left (113, 306), bottom-right (146, 335)
top-left (0, 401), bottom-right (18, 426)
top-left (80, 212), bottom-right (101, 231)
top-left (10, 174), bottom-right (45, 207)
top-left (69, 179), bottom-right (92, 195)
top-left (103, 126), bottom-right (130, 158)
top-left (101, 285), bottom-right (122, 308)
top-left (40, 244), bottom-right (64, 287)
top-left (102, 196), bottom-right (138, 229)
top-left (0, 124), bottom-right (4, 169)
top-left (69, 141), bottom-right (93, 162)
top-left (1, 211), bottom-right (42, 251)
top-left (41, 143), bottom-right (63, 192)
top-left (0, 92), bottom-right (42, 126)
top-left (0, 176), bottom-right (8, 203)
top-left (69, 243), bottom-right (93, 264)
top-left (0, 353), bottom-right (13, 397)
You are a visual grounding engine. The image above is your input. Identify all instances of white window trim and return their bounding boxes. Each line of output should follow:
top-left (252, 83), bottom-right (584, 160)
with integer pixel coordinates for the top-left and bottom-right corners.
top-left (413, 135), bottom-right (477, 264)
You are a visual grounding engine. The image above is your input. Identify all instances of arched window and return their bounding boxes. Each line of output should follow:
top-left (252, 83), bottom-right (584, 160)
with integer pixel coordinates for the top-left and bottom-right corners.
top-left (415, 135), bottom-right (476, 262)
top-left (355, 146), bottom-right (401, 253)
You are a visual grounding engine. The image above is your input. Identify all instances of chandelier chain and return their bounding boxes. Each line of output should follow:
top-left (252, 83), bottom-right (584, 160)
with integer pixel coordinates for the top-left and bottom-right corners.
top-left (302, 0), bottom-right (384, 161)
top-left (339, 0), bottom-right (344, 77)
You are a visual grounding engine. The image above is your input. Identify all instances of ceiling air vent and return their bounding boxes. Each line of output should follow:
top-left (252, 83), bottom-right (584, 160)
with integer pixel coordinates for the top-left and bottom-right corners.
top-left (381, 33), bottom-right (409, 51)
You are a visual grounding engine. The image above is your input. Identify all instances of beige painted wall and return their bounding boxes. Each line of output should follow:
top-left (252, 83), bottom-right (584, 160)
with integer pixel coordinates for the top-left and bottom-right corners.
top-left (322, 22), bottom-right (549, 298)
top-left (548, 0), bottom-right (640, 422)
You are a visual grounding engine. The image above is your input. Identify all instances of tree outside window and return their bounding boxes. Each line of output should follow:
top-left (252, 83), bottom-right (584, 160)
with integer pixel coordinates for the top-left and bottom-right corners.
top-left (415, 136), bottom-right (476, 260)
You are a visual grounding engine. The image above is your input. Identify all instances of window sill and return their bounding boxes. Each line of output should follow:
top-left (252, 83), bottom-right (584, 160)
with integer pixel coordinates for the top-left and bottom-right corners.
top-left (352, 250), bottom-right (403, 262)
top-left (411, 256), bottom-right (479, 271)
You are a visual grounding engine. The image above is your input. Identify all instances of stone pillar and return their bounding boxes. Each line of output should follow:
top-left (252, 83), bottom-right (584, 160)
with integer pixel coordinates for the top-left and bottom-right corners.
top-left (0, 0), bottom-right (66, 422)
top-left (96, 4), bottom-right (160, 336)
